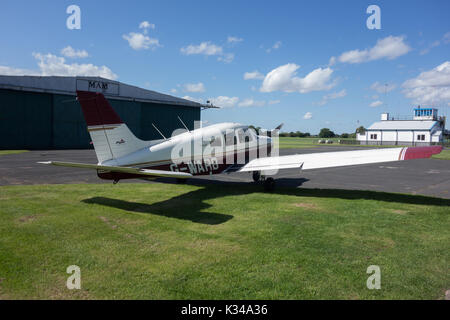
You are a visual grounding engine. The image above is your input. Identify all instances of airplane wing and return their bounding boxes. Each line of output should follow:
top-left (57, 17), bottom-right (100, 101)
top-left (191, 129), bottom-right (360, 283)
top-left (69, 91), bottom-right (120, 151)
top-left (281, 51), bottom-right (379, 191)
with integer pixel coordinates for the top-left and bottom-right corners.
top-left (38, 161), bottom-right (192, 178)
top-left (238, 146), bottom-right (443, 172)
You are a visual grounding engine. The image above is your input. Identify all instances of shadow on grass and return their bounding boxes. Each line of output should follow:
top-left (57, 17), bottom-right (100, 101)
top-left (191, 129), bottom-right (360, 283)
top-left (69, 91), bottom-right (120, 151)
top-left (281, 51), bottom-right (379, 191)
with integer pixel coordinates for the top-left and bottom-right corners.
top-left (82, 196), bottom-right (233, 225)
top-left (82, 178), bottom-right (450, 225)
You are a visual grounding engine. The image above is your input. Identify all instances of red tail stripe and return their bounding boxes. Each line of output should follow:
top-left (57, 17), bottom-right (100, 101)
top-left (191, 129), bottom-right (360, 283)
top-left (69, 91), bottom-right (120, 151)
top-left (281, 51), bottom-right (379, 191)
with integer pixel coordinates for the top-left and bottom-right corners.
top-left (76, 91), bottom-right (123, 127)
top-left (403, 146), bottom-right (443, 160)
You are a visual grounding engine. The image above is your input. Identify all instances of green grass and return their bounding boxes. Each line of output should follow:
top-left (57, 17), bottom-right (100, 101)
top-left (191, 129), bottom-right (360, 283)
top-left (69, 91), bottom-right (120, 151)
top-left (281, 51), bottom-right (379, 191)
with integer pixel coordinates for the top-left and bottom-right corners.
top-left (0, 183), bottom-right (449, 299)
top-left (0, 150), bottom-right (28, 156)
top-left (432, 149), bottom-right (450, 160)
top-left (278, 137), bottom-right (391, 149)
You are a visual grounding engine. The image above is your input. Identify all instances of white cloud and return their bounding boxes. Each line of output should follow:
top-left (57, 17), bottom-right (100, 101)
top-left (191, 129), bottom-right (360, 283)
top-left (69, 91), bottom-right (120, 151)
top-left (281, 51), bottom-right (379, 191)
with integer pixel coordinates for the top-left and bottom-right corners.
top-left (402, 61), bottom-right (450, 105)
top-left (238, 98), bottom-right (265, 107)
top-left (183, 82), bottom-right (205, 93)
top-left (370, 82), bottom-right (397, 93)
top-left (35, 53), bottom-right (117, 79)
top-left (260, 63), bottom-right (335, 93)
top-left (0, 65), bottom-right (38, 76)
top-left (243, 70), bottom-right (265, 80)
top-left (61, 46), bottom-right (88, 58)
top-left (217, 53), bottom-right (234, 63)
top-left (338, 36), bottom-right (411, 64)
top-left (123, 32), bottom-right (161, 50)
top-left (170, 88), bottom-right (177, 93)
top-left (181, 42), bottom-right (223, 56)
top-left (139, 21), bottom-right (155, 32)
top-left (303, 112), bottom-right (313, 120)
top-left (269, 100), bottom-right (280, 105)
top-left (209, 96), bottom-right (239, 108)
top-left (182, 96), bottom-right (203, 103)
top-left (318, 89), bottom-right (347, 105)
top-left (370, 100), bottom-right (383, 107)
top-left (266, 41), bottom-right (282, 53)
top-left (328, 56), bottom-right (336, 66)
top-left (227, 36), bottom-right (243, 44)
top-left (181, 41), bottom-right (234, 63)
top-left (443, 32), bottom-right (450, 44)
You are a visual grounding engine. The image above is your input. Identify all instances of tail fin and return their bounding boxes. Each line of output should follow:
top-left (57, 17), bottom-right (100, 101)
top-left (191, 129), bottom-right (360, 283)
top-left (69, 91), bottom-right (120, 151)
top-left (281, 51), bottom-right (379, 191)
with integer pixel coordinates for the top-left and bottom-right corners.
top-left (77, 91), bottom-right (148, 163)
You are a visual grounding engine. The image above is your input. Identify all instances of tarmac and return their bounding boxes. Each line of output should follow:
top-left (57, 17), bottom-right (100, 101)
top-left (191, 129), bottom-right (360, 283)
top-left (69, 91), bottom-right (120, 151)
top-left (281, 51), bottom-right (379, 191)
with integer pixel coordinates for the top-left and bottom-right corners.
top-left (1, 146), bottom-right (449, 199)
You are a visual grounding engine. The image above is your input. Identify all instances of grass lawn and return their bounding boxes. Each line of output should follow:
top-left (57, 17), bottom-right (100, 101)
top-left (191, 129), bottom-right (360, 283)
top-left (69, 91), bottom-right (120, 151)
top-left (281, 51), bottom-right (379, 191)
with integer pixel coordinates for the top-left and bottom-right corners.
top-left (278, 137), bottom-right (394, 149)
top-left (0, 183), bottom-right (448, 299)
top-left (0, 150), bottom-right (28, 156)
top-left (432, 149), bottom-right (450, 160)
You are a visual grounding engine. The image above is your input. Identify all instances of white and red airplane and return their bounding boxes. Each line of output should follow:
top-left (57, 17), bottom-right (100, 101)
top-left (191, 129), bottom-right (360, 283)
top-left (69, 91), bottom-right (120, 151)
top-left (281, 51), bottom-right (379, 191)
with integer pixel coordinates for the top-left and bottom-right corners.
top-left (40, 91), bottom-right (443, 191)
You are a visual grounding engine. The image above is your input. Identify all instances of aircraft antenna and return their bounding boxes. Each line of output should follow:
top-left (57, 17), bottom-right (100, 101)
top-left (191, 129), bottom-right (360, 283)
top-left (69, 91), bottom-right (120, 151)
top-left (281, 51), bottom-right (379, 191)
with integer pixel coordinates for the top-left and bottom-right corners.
top-left (177, 116), bottom-right (190, 132)
top-left (152, 123), bottom-right (167, 140)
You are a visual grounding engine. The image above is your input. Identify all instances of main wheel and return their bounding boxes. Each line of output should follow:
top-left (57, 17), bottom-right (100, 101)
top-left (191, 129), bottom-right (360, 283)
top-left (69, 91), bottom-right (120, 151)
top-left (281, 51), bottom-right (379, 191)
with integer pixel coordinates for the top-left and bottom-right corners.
top-left (252, 171), bottom-right (261, 182)
top-left (263, 177), bottom-right (275, 192)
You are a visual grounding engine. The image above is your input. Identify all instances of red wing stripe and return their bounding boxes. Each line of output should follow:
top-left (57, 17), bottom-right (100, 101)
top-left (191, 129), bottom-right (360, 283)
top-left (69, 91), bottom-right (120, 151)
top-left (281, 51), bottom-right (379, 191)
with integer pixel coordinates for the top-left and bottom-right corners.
top-left (403, 146), bottom-right (443, 160)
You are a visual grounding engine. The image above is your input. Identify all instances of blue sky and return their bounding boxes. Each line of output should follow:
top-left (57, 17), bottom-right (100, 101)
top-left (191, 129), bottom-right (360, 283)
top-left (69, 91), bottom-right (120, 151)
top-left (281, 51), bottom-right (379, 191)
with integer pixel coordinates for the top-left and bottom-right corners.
top-left (1, 0), bottom-right (449, 134)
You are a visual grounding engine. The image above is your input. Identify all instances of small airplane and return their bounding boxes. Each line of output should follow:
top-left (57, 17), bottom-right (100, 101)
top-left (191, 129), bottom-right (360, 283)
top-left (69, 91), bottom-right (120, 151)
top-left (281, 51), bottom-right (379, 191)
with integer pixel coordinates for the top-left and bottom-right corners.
top-left (40, 91), bottom-right (443, 191)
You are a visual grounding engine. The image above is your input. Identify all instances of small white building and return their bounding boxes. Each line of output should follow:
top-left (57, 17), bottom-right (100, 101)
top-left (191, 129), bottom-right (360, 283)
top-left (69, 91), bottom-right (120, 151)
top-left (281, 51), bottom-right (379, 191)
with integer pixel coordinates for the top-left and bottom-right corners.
top-left (357, 107), bottom-right (446, 146)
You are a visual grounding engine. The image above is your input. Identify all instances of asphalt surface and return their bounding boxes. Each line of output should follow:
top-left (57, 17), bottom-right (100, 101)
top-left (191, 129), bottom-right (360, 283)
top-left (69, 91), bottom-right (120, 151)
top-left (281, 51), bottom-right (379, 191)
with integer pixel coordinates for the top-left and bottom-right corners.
top-left (1, 146), bottom-right (449, 199)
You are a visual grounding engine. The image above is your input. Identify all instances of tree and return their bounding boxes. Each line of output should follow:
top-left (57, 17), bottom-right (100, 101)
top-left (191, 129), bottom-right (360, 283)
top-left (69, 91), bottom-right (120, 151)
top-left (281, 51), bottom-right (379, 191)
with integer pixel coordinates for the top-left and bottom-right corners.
top-left (356, 126), bottom-right (366, 134)
top-left (319, 128), bottom-right (335, 138)
top-left (341, 133), bottom-right (349, 138)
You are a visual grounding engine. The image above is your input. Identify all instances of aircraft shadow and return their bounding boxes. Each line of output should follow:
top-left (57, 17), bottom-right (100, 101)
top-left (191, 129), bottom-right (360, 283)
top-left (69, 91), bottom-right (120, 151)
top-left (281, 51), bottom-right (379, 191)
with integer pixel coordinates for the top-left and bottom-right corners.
top-left (82, 177), bottom-right (449, 226)
top-left (82, 195), bottom-right (233, 225)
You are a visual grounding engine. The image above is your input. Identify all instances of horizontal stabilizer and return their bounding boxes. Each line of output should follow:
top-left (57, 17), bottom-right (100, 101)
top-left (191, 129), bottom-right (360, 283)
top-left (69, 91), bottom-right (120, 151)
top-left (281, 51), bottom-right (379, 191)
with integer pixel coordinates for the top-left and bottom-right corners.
top-left (38, 161), bottom-right (192, 179)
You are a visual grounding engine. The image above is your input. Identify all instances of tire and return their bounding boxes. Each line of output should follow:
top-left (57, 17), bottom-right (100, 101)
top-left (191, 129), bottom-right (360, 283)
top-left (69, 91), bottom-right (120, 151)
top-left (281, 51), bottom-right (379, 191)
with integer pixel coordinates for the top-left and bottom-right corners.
top-left (252, 171), bottom-right (261, 182)
top-left (263, 177), bottom-right (275, 192)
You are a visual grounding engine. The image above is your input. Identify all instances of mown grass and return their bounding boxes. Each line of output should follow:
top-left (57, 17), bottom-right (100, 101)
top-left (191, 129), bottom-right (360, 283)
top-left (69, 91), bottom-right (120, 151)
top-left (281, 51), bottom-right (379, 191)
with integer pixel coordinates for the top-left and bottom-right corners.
top-left (432, 149), bottom-right (450, 160)
top-left (0, 150), bottom-right (28, 156)
top-left (0, 183), bottom-right (449, 300)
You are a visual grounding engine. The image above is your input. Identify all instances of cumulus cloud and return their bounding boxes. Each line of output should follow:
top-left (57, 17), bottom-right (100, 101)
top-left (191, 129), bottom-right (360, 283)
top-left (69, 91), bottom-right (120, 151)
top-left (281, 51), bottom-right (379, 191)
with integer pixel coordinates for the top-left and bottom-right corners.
top-left (181, 42), bottom-right (223, 56)
top-left (303, 112), bottom-right (313, 120)
top-left (33, 53), bottom-right (117, 79)
top-left (183, 82), bottom-right (205, 93)
top-left (61, 46), bottom-right (88, 58)
top-left (0, 52), bottom-right (118, 79)
top-left (123, 21), bottom-right (161, 50)
top-left (269, 100), bottom-right (280, 105)
top-left (227, 36), bottom-right (243, 44)
top-left (260, 63), bottom-right (335, 93)
top-left (182, 96), bottom-right (203, 103)
top-left (208, 96), bottom-right (239, 108)
top-left (318, 89), bottom-right (347, 106)
top-left (370, 100), bottom-right (383, 107)
top-left (181, 41), bottom-right (234, 63)
top-left (123, 32), bottom-right (161, 50)
top-left (243, 70), bottom-right (265, 80)
top-left (266, 41), bottom-right (282, 53)
top-left (238, 98), bottom-right (265, 107)
top-left (338, 36), bottom-right (411, 64)
top-left (139, 21), bottom-right (155, 32)
top-left (370, 82), bottom-right (397, 93)
top-left (402, 61), bottom-right (450, 105)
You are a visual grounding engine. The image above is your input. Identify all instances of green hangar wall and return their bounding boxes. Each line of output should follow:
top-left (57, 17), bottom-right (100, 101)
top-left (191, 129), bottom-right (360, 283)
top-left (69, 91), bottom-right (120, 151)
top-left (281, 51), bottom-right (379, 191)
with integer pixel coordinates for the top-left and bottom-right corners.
top-left (0, 76), bottom-right (202, 149)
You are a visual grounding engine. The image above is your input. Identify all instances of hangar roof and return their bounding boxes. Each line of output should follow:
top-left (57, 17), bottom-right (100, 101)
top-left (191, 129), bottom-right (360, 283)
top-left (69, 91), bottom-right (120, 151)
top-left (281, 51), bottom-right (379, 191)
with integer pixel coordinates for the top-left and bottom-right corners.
top-left (0, 75), bottom-right (203, 108)
top-left (368, 120), bottom-right (439, 131)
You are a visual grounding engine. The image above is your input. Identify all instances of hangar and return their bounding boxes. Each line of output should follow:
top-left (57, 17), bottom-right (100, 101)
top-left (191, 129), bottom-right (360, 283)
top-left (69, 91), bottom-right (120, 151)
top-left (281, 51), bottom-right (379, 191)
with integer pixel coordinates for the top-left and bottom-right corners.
top-left (0, 76), bottom-right (203, 149)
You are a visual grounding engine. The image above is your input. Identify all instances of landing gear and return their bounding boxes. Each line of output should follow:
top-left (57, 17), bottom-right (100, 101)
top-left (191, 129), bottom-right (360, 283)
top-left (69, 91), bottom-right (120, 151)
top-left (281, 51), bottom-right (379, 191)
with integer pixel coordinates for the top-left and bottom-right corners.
top-left (113, 179), bottom-right (120, 185)
top-left (263, 177), bottom-right (275, 192)
top-left (252, 171), bottom-right (261, 182)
